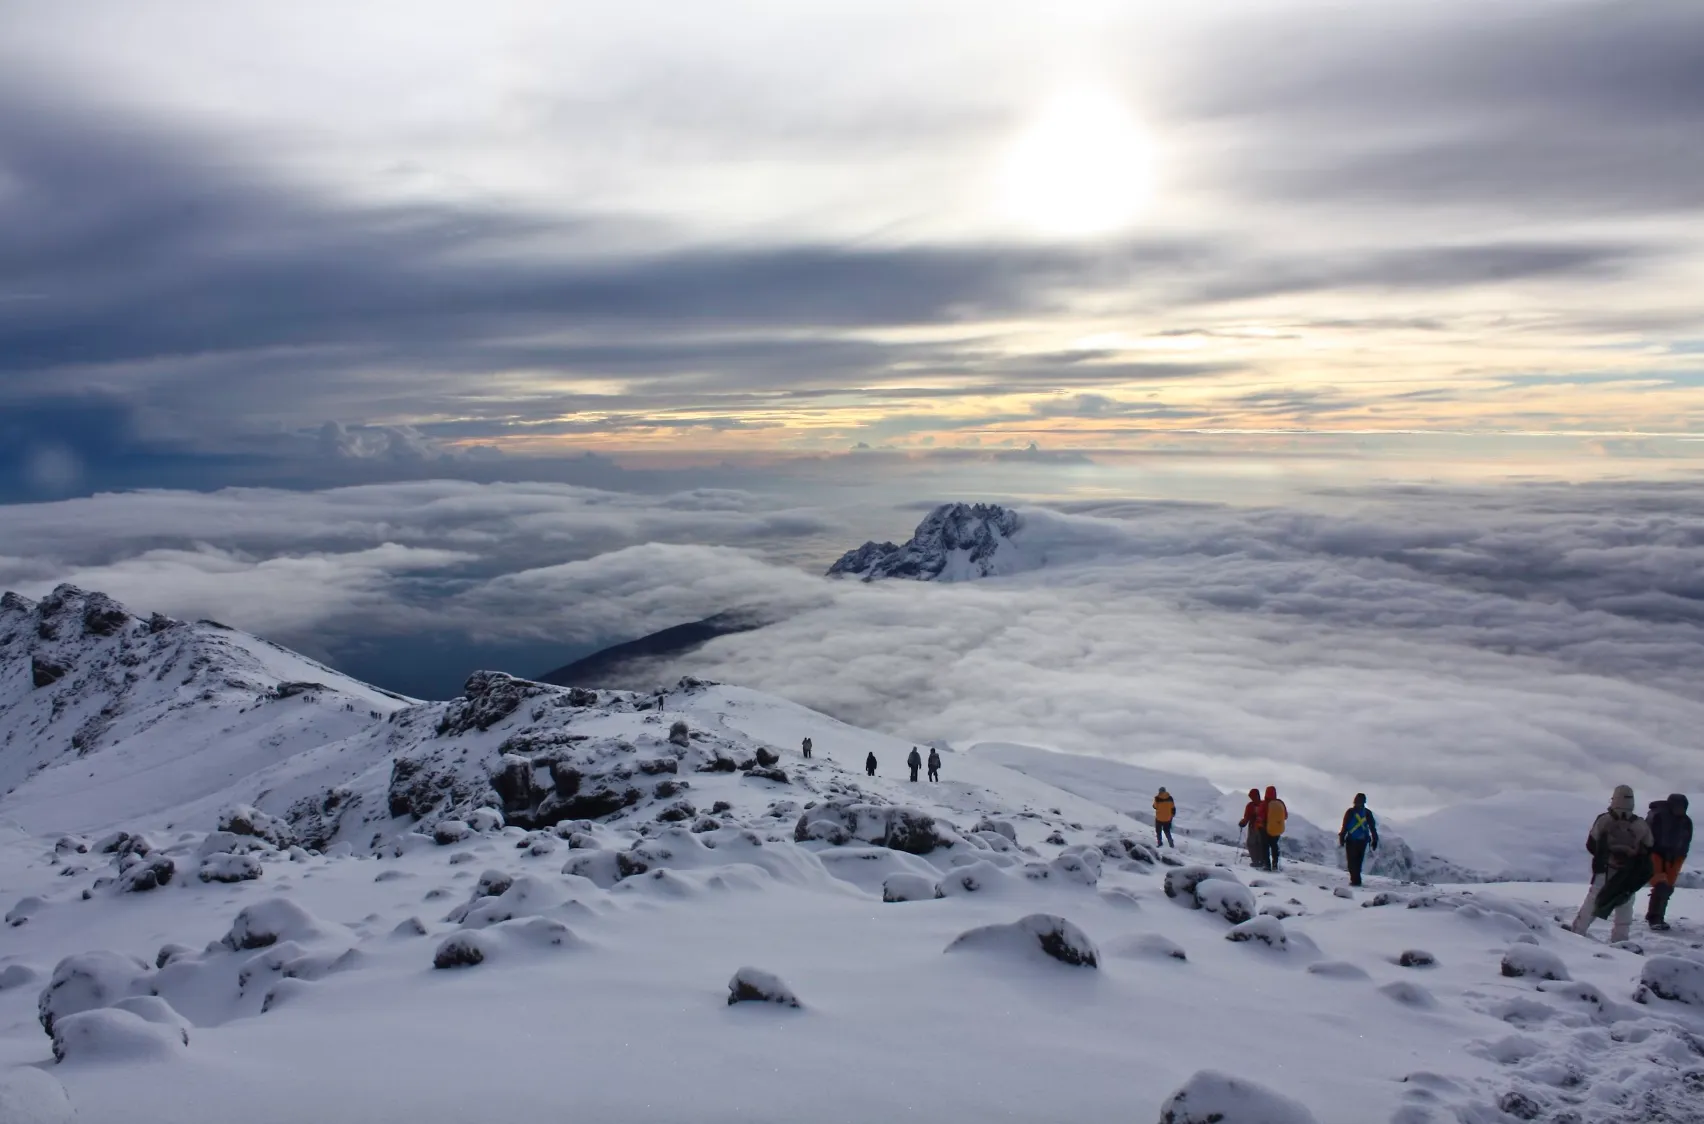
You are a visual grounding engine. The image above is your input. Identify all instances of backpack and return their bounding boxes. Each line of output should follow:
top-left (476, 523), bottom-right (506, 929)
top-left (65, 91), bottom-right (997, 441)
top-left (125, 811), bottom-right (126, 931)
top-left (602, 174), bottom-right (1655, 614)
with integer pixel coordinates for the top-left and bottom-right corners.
top-left (1266, 799), bottom-right (1288, 836)
top-left (1344, 808), bottom-right (1375, 842)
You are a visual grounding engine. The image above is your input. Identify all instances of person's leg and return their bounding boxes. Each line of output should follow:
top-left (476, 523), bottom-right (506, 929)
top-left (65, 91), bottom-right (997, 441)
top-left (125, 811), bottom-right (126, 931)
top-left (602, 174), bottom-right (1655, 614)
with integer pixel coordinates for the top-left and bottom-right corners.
top-left (1610, 895), bottom-right (1634, 943)
top-left (1268, 836), bottom-right (1282, 870)
top-left (1155, 822), bottom-right (1163, 845)
top-left (1346, 840), bottom-right (1366, 885)
top-left (1572, 874), bottom-right (1607, 933)
top-left (1165, 822), bottom-right (1175, 847)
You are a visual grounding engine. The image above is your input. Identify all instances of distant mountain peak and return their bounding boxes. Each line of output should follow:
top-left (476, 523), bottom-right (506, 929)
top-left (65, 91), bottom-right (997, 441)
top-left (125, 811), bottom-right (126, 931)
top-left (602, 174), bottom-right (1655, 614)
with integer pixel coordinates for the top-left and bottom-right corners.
top-left (827, 502), bottom-right (1023, 582)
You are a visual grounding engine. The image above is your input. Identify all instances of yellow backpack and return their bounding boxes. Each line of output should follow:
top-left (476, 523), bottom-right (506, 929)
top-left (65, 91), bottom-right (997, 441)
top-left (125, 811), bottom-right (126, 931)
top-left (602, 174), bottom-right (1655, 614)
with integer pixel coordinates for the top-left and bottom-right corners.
top-left (1266, 799), bottom-right (1287, 836)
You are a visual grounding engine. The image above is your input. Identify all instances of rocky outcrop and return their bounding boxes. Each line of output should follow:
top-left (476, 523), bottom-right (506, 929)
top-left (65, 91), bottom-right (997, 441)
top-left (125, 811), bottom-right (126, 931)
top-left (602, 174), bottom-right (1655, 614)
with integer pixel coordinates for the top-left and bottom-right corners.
top-left (794, 800), bottom-right (954, 855)
top-left (827, 503), bottom-right (1022, 582)
top-left (436, 671), bottom-right (552, 737)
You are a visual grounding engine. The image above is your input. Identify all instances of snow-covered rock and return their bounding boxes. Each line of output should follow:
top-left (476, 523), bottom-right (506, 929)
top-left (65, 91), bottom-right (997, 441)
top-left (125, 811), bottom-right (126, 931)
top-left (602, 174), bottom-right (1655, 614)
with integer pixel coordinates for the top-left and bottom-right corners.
top-left (52, 1007), bottom-right (189, 1064)
top-left (882, 873), bottom-right (943, 902)
top-left (1158, 1070), bottom-right (1320, 1124)
top-left (726, 967), bottom-right (801, 1008)
top-left (221, 898), bottom-right (337, 951)
top-left (1197, 880), bottom-right (1256, 924)
top-left (198, 853), bottom-right (263, 883)
top-left (1500, 945), bottom-right (1569, 981)
top-left (794, 800), bottom-right (953, 854)
top-left (1633, 956), bottom-right (1704, 1006)
top-left (37, 951), bottom-right (151, 1036)
top-left (1225, 917), bottom-right (1288, 949)
top-left (945, 913), bottom-right (1099, 968)
top-left (117, 854), bottom-right (175, 893)
top-left (827, 503), bottom-right (1023, 582)
top-left (1106, 933), bottom-right (1188, 962)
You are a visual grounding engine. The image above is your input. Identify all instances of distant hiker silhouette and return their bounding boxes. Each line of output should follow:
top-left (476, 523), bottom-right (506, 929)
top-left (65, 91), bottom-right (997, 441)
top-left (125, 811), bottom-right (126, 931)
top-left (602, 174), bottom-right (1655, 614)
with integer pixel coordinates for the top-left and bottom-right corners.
top-left (907, 747), bottom-right (922, 783)
top-left (1262, 787), bottom-right (1287, 871)
top-left (1573, 785), bottom-right (1654, 943)
top-left (1239, 788), bottom-right (1266, 869)
top-left (927, 748), bottom-right (941, 783)
top-left (865, 752), bottom-right (878, 777)
top-left (801, 737), bottom-right (812, 760)
top-left (1153, 788), bottom-right (1176, 848)
top-left (1338, 793), bottom-right (1379, 887)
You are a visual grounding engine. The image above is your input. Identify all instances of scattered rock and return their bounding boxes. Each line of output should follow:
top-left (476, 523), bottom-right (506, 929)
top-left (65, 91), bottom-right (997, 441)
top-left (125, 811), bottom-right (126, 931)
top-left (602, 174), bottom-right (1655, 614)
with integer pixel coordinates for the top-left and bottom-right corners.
top-left (0, 964), bottom-right (40, 990)
top-left (52, 1007), bottom-right (189, 1064)
top-left (117, 855), bottom-right (175, 893)
top-left (1397, 949), bottom-right (1437, 968)
top-left (726, 967), bottom-right (801, 1008)
top-left (1379, 981), bottom-right (1437, 1009)
top-left (217, 804), bottom-right (296, 848)
top-left (433, 820), bottom-right (473, 846)
top-left (1198, 881), bottom-right (1257, 924)
top-left (754, 747), bottom-right (780, 768)
top-left (222, 898), bottom-right (330, 952)
top-left (668, 720), bottom-right (691, 748)
top-left (6, 897), bottom-right (44, 928)
top-left (946, 913), bottom-right (1099, 968)
top-left (1158, 1069), bottom-right (1320, 1124)
top-left (1106, 933), bottom-right (1188, 962)
top-left (794, 801), bottom-right (952, 855)
top-left (1332, 887), bottom-right (1354, 900)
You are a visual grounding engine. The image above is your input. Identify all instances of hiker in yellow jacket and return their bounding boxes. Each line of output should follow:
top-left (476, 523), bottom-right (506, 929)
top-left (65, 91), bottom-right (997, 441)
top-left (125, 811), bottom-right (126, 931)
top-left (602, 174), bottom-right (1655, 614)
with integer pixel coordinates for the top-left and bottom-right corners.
top-left (1153, 787), bottom-right (1176, 848)
top-left (1263, 786), bottom-right (1287, 871)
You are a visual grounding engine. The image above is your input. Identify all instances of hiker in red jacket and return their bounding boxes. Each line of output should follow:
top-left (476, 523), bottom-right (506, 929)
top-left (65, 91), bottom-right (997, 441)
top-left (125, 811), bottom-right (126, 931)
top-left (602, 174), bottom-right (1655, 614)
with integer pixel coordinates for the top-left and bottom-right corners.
top-left (1239, 788), bottom-right (1267, 870)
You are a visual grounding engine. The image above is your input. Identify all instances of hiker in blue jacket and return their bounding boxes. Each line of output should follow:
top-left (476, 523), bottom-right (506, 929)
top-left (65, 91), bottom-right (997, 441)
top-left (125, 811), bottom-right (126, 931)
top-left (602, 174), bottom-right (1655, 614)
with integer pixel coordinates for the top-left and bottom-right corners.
top-left (1338, 793), bottom-right (1379, 887)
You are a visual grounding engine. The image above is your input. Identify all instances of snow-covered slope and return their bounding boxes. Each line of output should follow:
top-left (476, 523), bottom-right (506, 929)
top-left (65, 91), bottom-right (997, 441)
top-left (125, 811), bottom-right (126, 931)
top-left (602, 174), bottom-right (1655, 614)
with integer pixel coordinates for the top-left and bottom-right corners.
top-left (827, 502), bottom-right (1026, 581)
top-left (2, 588), bottom-right (1701, 1124)
top-left (0, 586), bottom-right (410, 835)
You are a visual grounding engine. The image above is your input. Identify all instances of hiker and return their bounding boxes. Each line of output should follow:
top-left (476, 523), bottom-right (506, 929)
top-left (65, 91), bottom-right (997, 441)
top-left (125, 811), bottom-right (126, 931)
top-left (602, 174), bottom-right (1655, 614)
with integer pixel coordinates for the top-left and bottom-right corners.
top-left (1646, 793), bottom-right (1692, 931)
top-left (1338, 793), bottom-right (1379, 887)
top-left (1263, 786), bottom-right (1287, 871)
top-left (927, 748), bottom-right (941, 783)
top-left (907, 747), bottom-right (922, 783)
top-left (1239, 788), bottom-right (1267, 869)
top-left (1153, 787), bottom-right (1176, 848)
top-left (865, 752), bottom-right (878, 777)
top-left (1571, 785), bottom-right (1655, 943)
top-left (801, 737), bottom-right (812, 760)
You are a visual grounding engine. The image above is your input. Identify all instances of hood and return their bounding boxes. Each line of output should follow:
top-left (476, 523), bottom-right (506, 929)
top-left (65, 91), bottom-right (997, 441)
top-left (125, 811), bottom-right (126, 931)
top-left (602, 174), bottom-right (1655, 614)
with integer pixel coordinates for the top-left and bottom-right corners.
top-left (1265, 786), bottom-right (1278, 800)
top-left (1671, 793), bottom-right (1690, 815)
top-left (1609, 784), bottom-right (1635, 814)
top-left (1247, 789), bottom-right (1260, 801)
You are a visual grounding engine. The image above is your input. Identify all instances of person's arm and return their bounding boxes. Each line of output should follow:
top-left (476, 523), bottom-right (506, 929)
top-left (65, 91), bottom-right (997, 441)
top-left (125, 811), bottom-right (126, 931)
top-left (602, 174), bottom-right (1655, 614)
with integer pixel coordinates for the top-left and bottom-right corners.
top-left (1338, 809), bottom-right (1351, 845)
top-left (1368, 809), bottom-right (1379, 849)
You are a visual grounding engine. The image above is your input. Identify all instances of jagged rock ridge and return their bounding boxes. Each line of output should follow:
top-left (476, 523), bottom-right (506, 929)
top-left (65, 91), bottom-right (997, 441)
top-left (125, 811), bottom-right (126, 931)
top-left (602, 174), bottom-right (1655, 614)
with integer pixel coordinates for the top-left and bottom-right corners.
top-left (827, 503), bottom-right (1023, 582)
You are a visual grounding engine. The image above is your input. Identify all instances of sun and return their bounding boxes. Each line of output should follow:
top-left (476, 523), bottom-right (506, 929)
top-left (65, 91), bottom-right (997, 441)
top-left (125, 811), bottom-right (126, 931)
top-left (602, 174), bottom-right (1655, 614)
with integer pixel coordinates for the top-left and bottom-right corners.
top-left (998, 89), bottom-right (1157, 237)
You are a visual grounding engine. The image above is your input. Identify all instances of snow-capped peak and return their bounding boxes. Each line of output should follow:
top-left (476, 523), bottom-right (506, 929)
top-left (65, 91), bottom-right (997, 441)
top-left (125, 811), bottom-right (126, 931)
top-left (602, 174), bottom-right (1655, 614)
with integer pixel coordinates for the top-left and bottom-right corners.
top-left (826, 502), bottom-right (1024, 582)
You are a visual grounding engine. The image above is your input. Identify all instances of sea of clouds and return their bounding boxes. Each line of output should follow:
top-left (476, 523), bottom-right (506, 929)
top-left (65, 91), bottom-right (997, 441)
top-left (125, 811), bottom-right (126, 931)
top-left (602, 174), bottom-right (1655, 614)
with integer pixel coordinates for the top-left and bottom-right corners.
top-left (2, 477), bottom-right (1700, 822)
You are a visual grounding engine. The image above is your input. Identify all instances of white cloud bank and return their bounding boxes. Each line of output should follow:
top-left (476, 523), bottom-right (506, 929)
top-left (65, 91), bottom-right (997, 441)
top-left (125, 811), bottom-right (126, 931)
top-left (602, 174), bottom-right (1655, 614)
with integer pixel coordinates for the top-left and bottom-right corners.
top-left (2, 478), bottom-right (1700, 822)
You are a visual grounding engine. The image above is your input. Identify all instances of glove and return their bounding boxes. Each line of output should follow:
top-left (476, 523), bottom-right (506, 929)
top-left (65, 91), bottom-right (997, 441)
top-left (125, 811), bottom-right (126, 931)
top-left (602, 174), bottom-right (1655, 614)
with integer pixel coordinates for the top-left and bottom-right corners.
top-left (1370, 840), bottom-right (1378, 851)
top-left (1337, 836), bottom-right (1345, 847)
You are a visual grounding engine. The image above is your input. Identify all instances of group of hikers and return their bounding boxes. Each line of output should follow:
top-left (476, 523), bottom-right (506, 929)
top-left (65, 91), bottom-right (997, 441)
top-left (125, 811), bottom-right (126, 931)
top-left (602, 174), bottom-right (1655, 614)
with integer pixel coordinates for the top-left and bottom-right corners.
top-left (857, 745), bottom-right (943, 783)
top-left (1571, 787), bottom-right (1692, 938)
top-left (1158, 785), bottom-right (1375, 882)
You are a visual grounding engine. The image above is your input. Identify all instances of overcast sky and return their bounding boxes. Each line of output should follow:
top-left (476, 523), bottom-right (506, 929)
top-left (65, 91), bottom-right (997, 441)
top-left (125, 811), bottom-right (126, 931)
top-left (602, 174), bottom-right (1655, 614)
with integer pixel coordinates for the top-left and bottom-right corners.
top-left (4, 0), bottom-right (1704, 498)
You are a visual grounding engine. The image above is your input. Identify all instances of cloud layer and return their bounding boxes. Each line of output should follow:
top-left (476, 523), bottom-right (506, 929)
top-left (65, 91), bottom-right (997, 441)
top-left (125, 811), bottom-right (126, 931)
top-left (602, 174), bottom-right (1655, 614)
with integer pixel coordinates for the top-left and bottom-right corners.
top-left (3, 477), bottom-right (1700, 822)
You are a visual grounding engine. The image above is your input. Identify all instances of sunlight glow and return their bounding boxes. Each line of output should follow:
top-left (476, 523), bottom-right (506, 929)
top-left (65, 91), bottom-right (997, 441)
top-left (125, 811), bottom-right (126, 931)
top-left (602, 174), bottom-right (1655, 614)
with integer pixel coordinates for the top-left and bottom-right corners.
top-left (999, 89), bottom-right (1157, 237)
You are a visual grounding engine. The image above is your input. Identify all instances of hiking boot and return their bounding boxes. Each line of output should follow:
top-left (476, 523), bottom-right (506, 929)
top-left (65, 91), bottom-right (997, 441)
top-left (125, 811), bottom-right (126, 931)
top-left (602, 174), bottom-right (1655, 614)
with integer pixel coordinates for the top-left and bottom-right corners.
top-left (1649, 920), bottom-right (1671, 932)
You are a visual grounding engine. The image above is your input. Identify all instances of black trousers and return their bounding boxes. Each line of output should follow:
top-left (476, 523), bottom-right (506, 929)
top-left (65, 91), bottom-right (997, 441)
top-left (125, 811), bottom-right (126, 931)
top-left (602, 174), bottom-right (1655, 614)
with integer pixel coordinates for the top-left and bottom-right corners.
top-left (1345, 839), bottom-right (1368, 885)
top-left (1156, 821), bottom-right (1174, 846)
top-left (1265, 836), bottom-right (1282, 870)
top-left (909, 765), bottom-right (919, 782)
top-left (927, 767), bottom-right (939, 781)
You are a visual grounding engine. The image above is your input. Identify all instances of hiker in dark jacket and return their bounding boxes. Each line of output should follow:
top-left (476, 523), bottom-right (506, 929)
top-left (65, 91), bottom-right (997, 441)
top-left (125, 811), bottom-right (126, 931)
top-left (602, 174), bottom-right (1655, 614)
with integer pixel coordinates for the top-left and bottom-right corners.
top-left (1239, 789), bottom-right (1267, 869)
top-left (907, 747), bottom-right (922, 783)
top-left (1571, 784), bottom-right (1654, 943)
top-left (1646, 793), bottom-right (1692, 931)
top-left (926, 748), bottom-right (941, 783)
top-left (865, 752), bottom-right (878, 777)
top-left (1338, 793), bottom-right (1379, 887)
top-left (801, 737), bottom-right (812, 760)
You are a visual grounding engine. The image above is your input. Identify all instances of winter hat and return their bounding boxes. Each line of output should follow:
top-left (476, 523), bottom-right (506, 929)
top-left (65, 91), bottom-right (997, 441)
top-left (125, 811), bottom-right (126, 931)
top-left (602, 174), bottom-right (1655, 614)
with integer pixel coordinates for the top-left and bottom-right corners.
top-left (1609, 785), bottom-right (1635, 814)
top-left (1157, 788), bottom-right (1168, 796)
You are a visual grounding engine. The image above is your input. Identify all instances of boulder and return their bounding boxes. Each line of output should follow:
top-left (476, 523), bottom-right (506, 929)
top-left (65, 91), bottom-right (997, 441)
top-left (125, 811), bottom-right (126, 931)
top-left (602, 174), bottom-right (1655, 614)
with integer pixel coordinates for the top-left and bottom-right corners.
top-left (726, 967), bottom-right (801, 1008)
top-left (1165, 866), bottom-right (1241, 910)
top-left (1500, 946), bottom-right (1569, 981)
top-left (433, 820), bottom-right (473, 846)
top-left (794, 801), bottom-right (951, 855)
top-left (217, 804), bottom-right (296, 849)
top-left (974, 818), bottom-right (1018, 843)
top-left (436, 671), bottom-right (549, 736)
top-left (1634, 956), bottom-right (1704, 1006)
top-left (945, 913), bottom-right (1099, 968)
top-left (433, 934), bottom-right (487, 969)
top-left (52, 1007), bottom-right (189, 1064)
top-left (1398, 950), bottom-right (1437, 968)
top-left (1106, 933), bottom-right (1188, 962)
top-left (668, 721), bottom-right (691, 748)
top-left (221, 898), bottom-right (331, 951)
top-left (1158, 1070), bottom-right (1320, 1124)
